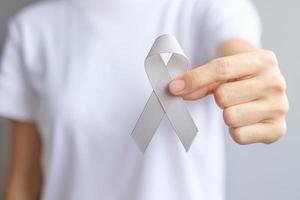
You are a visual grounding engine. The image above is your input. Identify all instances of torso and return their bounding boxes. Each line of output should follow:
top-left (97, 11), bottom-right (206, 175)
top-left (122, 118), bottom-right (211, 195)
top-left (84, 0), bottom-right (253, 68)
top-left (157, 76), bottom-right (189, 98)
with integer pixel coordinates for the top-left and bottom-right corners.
top-left (16, 0), bottom-right (225, 199)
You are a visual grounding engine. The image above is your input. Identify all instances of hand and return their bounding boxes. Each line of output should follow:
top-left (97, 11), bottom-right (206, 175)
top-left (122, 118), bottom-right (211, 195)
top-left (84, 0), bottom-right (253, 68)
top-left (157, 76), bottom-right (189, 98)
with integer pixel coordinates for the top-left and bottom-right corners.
top-left (169, 50), bottom-right (289, 145)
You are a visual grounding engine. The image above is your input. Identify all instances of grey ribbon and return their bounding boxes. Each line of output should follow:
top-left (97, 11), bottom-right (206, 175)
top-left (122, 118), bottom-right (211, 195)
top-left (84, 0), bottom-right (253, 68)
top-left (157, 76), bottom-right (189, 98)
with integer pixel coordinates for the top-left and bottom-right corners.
top-left (132, 34), bottom-right (198, 153)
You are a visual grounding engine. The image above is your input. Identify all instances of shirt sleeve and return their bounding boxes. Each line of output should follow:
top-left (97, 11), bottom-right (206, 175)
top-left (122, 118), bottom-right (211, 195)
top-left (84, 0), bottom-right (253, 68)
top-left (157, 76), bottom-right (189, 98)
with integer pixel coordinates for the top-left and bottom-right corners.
top-left (0, 19), bottom-right (36, 122)
top-left (203, 0), bottom-right (262, 58)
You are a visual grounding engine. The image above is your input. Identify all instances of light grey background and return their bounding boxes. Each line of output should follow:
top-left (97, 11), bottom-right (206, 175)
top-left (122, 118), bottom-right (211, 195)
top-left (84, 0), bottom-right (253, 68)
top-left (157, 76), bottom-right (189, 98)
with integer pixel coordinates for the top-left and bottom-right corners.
top-left (0, 0), bottom-right (299, 199)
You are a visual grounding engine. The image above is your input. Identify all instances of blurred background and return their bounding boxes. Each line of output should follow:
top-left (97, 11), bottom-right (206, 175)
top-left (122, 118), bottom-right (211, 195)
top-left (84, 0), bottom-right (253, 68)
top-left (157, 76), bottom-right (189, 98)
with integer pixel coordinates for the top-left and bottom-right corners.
top-left (0, 0), bottom-right (299, 199)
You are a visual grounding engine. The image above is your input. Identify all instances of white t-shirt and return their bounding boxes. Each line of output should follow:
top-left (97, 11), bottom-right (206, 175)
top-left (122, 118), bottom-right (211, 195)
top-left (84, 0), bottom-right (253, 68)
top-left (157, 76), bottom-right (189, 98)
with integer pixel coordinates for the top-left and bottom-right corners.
top-left (0, 0), bottom-right (261, 199)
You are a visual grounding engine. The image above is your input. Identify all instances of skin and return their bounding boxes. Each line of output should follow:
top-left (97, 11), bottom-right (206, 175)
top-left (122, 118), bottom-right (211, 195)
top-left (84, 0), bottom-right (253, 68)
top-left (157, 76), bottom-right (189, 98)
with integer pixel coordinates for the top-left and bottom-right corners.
top-left (4, 121), bottom-right (42, 200)
top-left (4, 39), bottom-right (289, 199)
top-left (169, 39), bottom-right (289, 144)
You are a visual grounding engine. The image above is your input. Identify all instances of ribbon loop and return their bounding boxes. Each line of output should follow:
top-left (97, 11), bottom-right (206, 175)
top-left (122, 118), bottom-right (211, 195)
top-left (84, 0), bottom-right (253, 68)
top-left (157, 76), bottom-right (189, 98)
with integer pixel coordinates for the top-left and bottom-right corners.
top-left (132, 34), bottom-right (198, 153)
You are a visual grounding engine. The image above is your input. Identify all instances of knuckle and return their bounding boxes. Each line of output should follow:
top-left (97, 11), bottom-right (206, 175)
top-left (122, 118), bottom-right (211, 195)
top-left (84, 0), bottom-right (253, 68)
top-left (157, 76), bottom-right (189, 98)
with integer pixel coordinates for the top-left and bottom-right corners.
top-left (263, 121), bottom-right (287, 144)
top-left (185, 70), bottom-right (200, 89)
top-left (263, 139), bottom-right (276, 144)
top-left (279, 121), bottom-right (288, 136)
top-left (214, 86), bottom-right (228, 108)
top-left (212, 58), bottom-right (232, 81)
top-left (258, 50), bottom-right (278, 68)
top-left (269, 74), bottom-right (287, 93)
top-left (230, 128), bottom-right (248, 145)
top-left (263, 135), bottom-right (278, 144)
top-left (274, 97), bottom-right (289, 116)
top-left (223, 107), bottom-right (238, 127)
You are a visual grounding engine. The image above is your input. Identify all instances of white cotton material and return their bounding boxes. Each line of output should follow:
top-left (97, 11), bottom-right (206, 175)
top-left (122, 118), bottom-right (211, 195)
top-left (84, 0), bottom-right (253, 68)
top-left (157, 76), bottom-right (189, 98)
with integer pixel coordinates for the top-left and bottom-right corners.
top-left (0, 0), bottom-right (261, 199)
top-left (70, 0), bottom-right (141, 10)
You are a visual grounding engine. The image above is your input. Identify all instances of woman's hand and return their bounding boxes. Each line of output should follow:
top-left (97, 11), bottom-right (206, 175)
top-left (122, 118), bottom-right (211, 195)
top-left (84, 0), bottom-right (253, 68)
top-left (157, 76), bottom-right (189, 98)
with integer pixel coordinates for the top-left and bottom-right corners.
top-left (169, 50), bottom-right (289, 145)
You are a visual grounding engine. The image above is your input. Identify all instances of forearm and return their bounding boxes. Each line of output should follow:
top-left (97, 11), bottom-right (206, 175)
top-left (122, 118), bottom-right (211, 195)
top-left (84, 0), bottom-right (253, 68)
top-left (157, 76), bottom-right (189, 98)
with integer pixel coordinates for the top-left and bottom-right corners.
top-left (4, 163), bottom-right (42, 200)
top-left (5, 183), bottom-right (38, 200)
top-left (5, 177), bottom-right (41, 200)
top-left (4, 121), bottom-right (43, 200)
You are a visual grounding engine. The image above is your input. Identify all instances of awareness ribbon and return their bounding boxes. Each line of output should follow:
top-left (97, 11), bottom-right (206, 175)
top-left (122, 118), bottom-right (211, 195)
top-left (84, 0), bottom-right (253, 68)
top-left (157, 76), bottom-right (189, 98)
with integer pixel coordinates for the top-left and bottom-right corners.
top-left (132, 34), bottom-right (198, 153)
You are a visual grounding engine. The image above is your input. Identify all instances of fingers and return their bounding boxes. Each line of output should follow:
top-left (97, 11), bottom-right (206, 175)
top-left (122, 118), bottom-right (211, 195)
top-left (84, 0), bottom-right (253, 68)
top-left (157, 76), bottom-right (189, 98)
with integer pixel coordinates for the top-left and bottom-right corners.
top-left (169, 50), bottom-right (278, 96)
top-left (222, 93), bottom-right (289, 128)
top-left (214, 77), bottom-right (265, 108)
top-left (224, 93), bottom-right (289, 144)
top-left (182, 82), bottom-right (218, 100)
top-left (167, 49), bottom-right (288, 146)
top-left (169, 50), bottom-right (289, 144)
top-left (182, 87), bottom-right (209, 100)
top-left (229, 119), bottom-right (286, 145)
top-left (223, 100), bottom-right (276, 128)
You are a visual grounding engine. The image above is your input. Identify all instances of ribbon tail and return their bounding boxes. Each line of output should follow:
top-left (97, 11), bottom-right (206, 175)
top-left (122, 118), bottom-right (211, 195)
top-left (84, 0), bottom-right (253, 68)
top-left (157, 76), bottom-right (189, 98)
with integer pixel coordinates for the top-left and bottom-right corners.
top-left (131, 92), bottom-right (165, 153)
top-left (159, 90), bottom-right (198, 152)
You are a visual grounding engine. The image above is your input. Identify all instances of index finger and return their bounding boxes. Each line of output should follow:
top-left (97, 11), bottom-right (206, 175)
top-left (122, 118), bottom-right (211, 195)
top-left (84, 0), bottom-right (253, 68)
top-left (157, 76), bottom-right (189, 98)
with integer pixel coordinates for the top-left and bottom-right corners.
top-left (169, 50), bottom-right (276, 95)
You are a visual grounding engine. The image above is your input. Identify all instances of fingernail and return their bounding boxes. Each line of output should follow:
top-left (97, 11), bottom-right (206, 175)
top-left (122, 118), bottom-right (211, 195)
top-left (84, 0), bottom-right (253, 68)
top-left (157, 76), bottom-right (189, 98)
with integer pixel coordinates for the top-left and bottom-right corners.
top-left (169, 79), bottom-right (186, 93)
